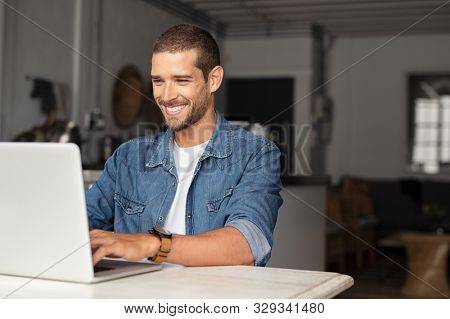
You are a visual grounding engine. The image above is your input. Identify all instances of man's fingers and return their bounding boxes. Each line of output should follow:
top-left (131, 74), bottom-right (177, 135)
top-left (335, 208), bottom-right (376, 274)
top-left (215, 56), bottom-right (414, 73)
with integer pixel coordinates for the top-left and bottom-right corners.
top-left (90, 237), bottom-right (117, 265)
top-left (89, 231), bottom-right (152, 265)
top-left (91, 245), bottom-right (99, 255)
top-left (92, 244), bottom-right (120, 265)
top-left (92, 245), bottom-right (108, 265)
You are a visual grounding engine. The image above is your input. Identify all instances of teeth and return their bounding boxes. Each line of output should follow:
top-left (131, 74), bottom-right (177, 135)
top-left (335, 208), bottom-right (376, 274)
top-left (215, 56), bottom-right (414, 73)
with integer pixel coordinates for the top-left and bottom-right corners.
top-left (166, 104), bottom-right (186, 113)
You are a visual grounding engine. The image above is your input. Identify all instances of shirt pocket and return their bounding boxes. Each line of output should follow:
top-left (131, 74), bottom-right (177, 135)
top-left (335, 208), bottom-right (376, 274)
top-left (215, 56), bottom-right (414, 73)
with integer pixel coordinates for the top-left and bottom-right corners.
top-left (113, 193), bottom-right (146, 215)
top-left (206, 187), bottom-right (234, 213)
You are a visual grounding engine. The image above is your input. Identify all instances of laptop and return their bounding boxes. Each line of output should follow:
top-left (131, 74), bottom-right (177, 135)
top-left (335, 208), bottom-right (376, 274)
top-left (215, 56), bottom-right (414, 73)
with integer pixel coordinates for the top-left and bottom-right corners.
top-left (0, 142), bottom-right (161, 283)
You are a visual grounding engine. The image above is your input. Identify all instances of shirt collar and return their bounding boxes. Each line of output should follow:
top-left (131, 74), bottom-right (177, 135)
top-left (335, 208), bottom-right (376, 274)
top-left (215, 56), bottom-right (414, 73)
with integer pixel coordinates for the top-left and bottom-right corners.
top-left (145, 109), bottom-right (233, 169)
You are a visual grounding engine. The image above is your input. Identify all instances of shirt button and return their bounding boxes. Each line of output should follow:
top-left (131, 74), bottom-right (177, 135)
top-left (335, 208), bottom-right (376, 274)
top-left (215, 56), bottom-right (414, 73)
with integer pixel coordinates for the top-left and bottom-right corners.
top-left (187, 214), bottom-right (192, 219)
top-left (127, 207), bottom-right (132, 212)
top-left (158, 216), bottom-right (164, 221)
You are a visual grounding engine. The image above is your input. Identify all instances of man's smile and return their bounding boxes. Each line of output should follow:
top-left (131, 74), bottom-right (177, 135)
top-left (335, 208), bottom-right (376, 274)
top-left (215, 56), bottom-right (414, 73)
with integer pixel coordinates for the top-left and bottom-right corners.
top-left (164, 103), bottom-right (188, 116)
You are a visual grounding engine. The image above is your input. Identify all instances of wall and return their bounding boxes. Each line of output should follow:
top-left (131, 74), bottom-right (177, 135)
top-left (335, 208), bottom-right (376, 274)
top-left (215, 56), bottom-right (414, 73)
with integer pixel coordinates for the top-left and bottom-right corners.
top-left (326, 34), bottom-right (450, 183)
top-left (1, 0), bottom-right (76, 141)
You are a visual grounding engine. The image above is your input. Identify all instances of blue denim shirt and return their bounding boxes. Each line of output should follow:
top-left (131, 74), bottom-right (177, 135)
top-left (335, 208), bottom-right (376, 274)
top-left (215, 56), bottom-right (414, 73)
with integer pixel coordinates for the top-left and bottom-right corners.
top-left (85, 110), bottom-right (283, 266)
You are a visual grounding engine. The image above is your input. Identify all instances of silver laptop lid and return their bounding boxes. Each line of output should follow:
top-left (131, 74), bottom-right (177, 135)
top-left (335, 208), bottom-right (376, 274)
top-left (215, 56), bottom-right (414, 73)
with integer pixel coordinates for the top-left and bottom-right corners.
top-left (0, 143), bottom-right (94, 282)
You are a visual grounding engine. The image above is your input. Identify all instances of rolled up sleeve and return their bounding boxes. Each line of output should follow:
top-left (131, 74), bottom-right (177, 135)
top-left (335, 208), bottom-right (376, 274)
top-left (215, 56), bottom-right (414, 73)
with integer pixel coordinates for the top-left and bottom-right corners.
top-left (226, 219), bottom-right (272, 266)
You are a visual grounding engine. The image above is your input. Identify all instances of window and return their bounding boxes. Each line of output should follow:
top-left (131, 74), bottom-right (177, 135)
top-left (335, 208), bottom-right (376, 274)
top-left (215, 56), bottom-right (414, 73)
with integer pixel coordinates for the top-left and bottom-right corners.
top-left (409, 74), bottom-right (450, 174)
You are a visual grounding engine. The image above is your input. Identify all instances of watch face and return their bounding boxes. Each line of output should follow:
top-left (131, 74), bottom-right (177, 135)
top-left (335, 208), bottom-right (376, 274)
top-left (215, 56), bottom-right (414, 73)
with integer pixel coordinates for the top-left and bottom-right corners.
top-left (154, 227), bottom-right (172, 237)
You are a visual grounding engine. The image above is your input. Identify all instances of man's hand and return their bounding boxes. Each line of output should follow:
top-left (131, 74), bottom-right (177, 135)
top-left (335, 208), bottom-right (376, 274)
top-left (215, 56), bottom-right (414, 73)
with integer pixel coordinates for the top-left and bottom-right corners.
top-left (89, 229), bottom-right (160, 265)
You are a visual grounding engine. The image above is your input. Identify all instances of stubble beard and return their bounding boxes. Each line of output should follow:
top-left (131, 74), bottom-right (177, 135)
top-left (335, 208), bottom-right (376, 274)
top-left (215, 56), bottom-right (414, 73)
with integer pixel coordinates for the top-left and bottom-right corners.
top-left (161, 90), bottom-right (210, 132)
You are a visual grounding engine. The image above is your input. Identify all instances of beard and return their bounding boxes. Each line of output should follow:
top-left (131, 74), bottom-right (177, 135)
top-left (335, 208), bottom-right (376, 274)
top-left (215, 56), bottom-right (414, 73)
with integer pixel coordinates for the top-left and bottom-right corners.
top-left (158, 89), bottom-right (210, 132)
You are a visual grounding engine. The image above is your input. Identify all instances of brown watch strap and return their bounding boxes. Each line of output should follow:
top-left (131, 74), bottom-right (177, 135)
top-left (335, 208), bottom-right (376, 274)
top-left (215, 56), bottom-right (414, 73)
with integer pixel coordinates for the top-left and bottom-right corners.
top-left (151, 236), bottom-right (171, 264)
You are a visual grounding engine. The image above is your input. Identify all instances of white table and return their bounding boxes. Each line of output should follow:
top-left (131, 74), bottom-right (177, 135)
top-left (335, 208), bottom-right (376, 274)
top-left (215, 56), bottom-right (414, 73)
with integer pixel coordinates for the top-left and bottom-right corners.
top-left (0, 265), bottom-right (353, 299)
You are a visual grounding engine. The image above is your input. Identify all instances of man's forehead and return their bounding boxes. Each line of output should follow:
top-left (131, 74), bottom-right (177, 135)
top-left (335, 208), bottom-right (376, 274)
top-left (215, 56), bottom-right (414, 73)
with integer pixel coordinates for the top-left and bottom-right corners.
top-left (151, 49), bottom-right (201, 75)
top-left (152, 49), bottom-right (198, 63)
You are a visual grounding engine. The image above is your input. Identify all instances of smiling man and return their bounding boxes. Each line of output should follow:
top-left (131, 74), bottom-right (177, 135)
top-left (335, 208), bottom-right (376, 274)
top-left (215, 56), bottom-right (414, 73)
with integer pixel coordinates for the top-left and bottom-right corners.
top-left (86, 24), bottom-right (283, 267)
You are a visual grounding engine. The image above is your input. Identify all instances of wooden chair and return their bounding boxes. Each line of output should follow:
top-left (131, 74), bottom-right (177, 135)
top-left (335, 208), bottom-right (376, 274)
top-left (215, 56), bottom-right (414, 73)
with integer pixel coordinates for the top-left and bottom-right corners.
top-left (341, 177), bottom-right (377, 270)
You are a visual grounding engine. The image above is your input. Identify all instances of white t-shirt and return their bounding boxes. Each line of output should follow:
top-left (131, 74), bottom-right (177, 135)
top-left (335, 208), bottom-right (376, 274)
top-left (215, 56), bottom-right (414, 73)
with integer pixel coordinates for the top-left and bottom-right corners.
top-left (164, 139), bottom-right (209, 235)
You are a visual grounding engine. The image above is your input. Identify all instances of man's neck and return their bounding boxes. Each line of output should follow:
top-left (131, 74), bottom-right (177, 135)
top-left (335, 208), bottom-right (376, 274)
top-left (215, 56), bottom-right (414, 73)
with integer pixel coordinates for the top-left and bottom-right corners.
top-left (174, 107), bottom-right (216, 148)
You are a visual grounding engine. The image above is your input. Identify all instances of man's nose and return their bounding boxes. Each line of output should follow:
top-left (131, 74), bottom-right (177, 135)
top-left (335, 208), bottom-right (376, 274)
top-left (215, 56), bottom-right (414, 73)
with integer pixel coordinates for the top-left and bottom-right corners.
top-left (162, 83), bottom-right (177, 101)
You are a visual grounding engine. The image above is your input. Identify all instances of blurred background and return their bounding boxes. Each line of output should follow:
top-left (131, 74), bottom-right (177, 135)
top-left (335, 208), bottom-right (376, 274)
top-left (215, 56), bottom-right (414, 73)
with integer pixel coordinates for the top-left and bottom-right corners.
top-left (0, 0), bottom-right (449, 298)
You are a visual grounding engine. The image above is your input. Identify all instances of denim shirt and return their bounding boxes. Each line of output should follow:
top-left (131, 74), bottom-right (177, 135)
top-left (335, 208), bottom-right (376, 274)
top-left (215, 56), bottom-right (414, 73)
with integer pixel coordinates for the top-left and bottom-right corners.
top-left (85, 110), bottom-right (283, 266)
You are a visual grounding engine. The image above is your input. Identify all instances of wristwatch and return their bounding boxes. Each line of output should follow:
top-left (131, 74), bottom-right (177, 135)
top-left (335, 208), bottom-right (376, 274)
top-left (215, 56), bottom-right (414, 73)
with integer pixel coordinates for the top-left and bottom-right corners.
top-left (148, 227), bottom-right (172, 264)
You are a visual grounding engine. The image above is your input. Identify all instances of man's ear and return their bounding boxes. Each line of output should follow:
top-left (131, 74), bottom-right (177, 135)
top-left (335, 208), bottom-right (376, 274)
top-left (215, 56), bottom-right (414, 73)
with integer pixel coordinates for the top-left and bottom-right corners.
top-left (208, 66), bottom-right (224, 93)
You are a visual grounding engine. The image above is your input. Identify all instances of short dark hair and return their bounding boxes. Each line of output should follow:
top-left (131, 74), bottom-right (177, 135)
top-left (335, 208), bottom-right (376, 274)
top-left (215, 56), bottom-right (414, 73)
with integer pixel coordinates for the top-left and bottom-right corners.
top-left (153, 24), bottom-right (220, 81)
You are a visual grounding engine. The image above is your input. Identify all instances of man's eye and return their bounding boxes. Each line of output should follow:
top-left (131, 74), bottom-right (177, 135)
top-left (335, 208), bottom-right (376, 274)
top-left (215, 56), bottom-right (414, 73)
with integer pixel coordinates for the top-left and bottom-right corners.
top-left (152, 80), bottom-right (163, 85)
top-left (177, 80), bottom-right (189, 84)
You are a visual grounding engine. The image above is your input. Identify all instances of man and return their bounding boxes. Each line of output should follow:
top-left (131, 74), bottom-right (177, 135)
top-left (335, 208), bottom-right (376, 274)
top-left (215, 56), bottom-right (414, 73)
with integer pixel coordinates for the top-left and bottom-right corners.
top-left (86, 24), bottom-right (283, 267)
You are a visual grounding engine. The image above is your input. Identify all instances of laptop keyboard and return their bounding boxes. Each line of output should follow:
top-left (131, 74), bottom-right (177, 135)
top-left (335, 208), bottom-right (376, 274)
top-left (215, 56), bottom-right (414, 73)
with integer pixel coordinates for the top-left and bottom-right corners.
top-left (94, 265), bottom-right (115, 273)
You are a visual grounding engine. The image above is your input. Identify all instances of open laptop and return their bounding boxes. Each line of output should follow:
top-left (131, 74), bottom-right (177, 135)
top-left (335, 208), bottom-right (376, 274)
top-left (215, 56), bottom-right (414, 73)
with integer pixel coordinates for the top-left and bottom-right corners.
top-left (0, 142), bottom-right (161, 283)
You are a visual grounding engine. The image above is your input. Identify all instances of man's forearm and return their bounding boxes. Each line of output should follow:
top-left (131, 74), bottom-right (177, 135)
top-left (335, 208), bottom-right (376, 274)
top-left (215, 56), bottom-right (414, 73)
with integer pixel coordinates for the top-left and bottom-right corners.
top-left (166, 227), bottom-right (254, 266)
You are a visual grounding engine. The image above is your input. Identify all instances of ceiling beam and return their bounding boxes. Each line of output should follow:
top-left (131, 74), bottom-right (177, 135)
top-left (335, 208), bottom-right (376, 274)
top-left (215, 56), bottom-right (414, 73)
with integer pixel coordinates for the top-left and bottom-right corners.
top-left (218, 8), bottom-right (450, 23)
top-left (193, 0), bottom-right (443, 11)
top-left (226, 25), bottom-right (450, 38)
top-left (226, 20), bottom-right (450, 33)
top-left (333, 28), bottom-right (450, 37)
top-left (184, 0), bottom-right (422, 5)
top-left (205, 2), bottom-right (447, 16)
top-left (324, 19), bottom-right (450, 29)
top-left (222, 12), bottom-right (450, 24)
top-left (227, 29), bottom-right (311, 37)
top-left (141, 0), bottom-right (226, 36)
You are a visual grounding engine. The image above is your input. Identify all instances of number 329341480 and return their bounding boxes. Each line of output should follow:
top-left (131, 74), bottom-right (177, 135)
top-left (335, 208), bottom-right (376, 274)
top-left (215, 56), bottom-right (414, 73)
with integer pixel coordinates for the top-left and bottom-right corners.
top-left (253, 302), bottom-right (325, 314)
